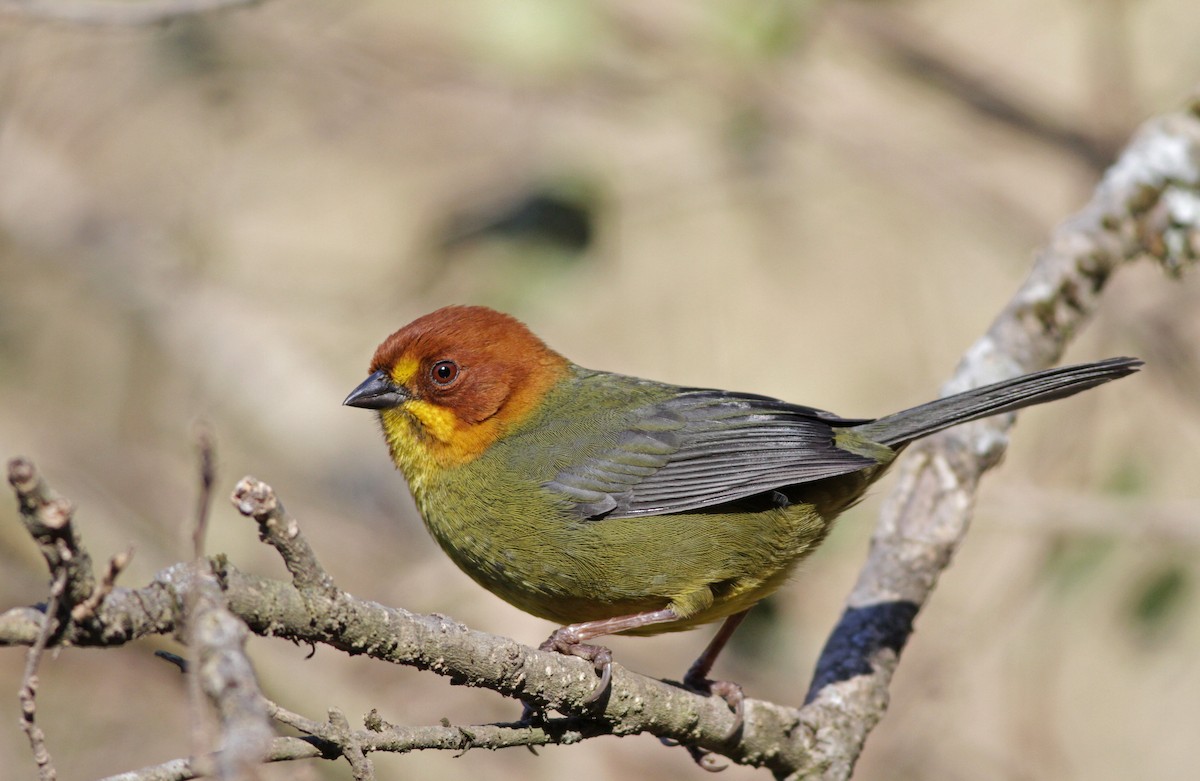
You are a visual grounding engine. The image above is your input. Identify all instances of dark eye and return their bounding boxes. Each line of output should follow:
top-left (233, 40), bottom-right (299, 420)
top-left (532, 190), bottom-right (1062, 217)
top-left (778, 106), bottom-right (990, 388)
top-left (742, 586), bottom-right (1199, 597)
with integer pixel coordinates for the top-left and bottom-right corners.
top-left (430, 360), bottom-right (459, 386)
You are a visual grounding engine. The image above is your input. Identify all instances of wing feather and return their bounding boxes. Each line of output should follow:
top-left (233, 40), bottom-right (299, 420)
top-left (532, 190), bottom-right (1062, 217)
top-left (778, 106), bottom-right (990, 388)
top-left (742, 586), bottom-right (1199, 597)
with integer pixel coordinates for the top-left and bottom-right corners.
top-left (543, 389), bottom-right (879, 519)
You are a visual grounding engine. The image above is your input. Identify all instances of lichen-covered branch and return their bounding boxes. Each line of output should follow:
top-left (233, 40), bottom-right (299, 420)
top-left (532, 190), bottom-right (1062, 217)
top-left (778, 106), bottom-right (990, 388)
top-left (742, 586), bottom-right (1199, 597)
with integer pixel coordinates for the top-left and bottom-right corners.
top-left (98, 716), bottom-right (619, 781)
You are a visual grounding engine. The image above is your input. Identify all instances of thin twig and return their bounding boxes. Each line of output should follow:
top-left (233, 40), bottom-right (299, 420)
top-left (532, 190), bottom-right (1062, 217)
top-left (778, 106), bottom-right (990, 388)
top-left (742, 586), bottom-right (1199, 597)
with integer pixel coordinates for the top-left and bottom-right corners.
top-left (98, 699), bottom-right (611, 781)
top-left (192, 424), bottom-right (216, 560)
top-left (230, 477), bottom-right (338, 597)
top-left (95, 715), bottom-right (615, 781)
top-left (328, 708), bottom-right (373, 781)
top-left (20, 568), bottom-right (67, 781)
top-left (96, 736), bottom-right (331, 781)
top-left (71, 547), bottom-right (134, 623)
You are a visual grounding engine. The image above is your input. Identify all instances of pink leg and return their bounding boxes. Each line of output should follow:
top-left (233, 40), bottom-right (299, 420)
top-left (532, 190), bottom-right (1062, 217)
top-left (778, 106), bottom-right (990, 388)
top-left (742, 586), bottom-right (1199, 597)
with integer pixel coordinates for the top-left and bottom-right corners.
top-left (684, 610), bottom-right (748, 737)
top-left (685, 609), bottom-right (749, 685)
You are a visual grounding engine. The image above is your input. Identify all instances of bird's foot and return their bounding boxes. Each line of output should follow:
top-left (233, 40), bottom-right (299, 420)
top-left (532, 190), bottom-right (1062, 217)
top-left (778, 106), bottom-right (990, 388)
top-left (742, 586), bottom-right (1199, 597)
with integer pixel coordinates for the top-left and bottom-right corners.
top-left (517, 629), bottom-right (612, 723)
top-left (683, 666), bottom-right (745, 739)
top-left (517, 629), bottom-right (612, 724)
top-left (656, 666), bottom-right (745, 769)
top-left (539, 627), bottom-right (613, 706)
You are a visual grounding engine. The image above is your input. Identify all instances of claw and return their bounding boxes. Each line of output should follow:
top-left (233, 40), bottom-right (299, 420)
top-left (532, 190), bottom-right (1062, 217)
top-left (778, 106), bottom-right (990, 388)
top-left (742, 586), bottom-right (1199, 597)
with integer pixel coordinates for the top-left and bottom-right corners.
top-left (540, 629), bottom-right (614, 706)
top-left (690, 745), bottom-right (729, 772)
top-left (575, 644), bottom-right (612, 704)
top-left (661, 733), bottom-right (733, 770)
top-left (683, 668), bottom-right (745, 739)
top-left (705, 679), bottom-right (745, 737)
top-left (660, 737), bottom-right (731, 770)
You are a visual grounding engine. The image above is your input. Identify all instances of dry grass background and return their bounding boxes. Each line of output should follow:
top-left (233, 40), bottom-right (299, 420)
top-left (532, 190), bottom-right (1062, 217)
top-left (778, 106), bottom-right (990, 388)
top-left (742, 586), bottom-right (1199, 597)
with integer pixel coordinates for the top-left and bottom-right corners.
top-left (1, 1), bottom-right (1198, 779)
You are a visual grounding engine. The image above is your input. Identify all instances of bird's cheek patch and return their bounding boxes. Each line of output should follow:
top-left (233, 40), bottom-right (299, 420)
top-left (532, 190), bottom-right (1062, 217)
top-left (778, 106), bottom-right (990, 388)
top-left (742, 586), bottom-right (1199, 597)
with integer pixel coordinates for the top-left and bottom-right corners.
top-left (404, 399), bottom-right (498, 466)
top-left (405, 400), bottom-right (459, 444)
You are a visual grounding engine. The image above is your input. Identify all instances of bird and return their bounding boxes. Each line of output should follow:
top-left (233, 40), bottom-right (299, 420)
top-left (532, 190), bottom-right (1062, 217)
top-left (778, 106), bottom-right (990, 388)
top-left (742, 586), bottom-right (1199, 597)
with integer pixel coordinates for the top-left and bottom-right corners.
top-left (344, 304), bottom-right (1140, 723)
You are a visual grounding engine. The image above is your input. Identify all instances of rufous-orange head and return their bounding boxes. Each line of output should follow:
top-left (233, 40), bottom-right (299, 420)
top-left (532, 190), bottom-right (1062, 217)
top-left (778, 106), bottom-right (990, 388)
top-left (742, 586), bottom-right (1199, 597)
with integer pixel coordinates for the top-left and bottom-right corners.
top-left (345, 306), bottom-right (570, 474)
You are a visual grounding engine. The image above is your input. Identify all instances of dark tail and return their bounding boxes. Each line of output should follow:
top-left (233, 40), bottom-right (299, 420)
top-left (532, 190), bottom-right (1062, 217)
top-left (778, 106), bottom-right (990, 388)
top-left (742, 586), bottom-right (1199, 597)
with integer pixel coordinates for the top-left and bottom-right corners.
top-left (852, 357), bottom-right (1142, 448)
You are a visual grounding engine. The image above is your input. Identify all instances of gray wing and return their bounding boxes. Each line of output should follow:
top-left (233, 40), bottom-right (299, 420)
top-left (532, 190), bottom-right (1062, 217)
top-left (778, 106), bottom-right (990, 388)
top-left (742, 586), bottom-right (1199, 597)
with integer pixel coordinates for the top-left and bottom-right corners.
top-left (544, 389), bottom-right (879, 520)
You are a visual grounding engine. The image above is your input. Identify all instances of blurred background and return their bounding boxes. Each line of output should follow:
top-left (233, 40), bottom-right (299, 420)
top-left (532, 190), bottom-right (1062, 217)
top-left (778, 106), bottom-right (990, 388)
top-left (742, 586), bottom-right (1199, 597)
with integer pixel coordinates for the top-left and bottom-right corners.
top-left (1, 1), bottom-right (1198, 779)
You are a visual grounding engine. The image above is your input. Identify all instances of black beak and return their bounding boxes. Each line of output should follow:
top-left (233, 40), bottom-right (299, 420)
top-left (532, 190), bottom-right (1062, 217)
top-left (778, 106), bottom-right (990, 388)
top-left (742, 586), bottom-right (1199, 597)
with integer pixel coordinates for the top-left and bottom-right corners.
top-left (343, 370), bottom-right (409, 410)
